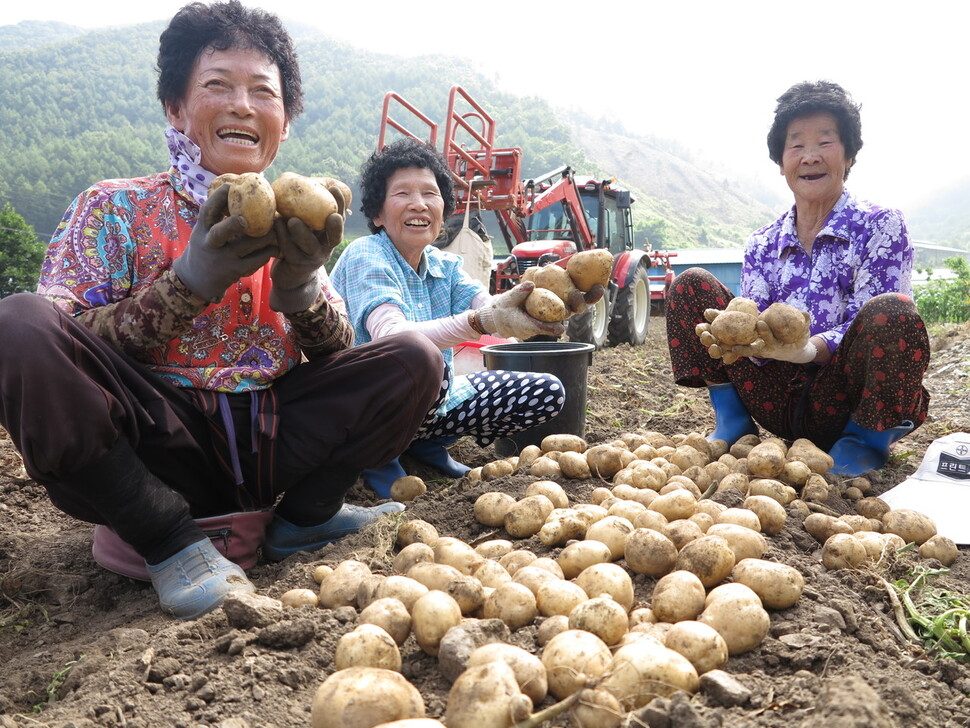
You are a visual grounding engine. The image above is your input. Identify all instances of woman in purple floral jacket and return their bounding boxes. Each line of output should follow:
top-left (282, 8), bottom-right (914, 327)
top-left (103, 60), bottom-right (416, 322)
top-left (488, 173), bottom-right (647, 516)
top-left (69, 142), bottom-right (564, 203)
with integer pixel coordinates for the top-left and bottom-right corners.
top-left (665, 80), bottom-right (929, 477)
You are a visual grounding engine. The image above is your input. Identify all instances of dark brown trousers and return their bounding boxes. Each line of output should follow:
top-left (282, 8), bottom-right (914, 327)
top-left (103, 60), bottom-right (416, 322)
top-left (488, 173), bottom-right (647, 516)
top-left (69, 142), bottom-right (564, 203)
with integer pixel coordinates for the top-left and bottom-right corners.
top-left (665, 268), bottom-right (930, 450)
top-left (0, 293), bottom-right (444, 524)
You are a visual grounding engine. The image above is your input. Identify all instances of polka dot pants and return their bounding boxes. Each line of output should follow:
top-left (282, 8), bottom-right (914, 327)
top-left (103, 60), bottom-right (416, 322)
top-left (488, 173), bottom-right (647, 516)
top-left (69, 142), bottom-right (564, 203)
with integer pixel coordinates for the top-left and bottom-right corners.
top-left (416, 370), bottom-right (565, 446)
top-left (666, 267), bottom-right (930, 450)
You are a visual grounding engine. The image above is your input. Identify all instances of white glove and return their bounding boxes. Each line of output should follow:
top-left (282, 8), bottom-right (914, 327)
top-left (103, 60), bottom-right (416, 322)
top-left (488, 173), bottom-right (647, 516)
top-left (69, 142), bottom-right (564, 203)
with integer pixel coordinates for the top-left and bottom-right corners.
top-left (476, 282), bottom-right (565, 340)
top-left (732, 320), bottom-right (817, 363)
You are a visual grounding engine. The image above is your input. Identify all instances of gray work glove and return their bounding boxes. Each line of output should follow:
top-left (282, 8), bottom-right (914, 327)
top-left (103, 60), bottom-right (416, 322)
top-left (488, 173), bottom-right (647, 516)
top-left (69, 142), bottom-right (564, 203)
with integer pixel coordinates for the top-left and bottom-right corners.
top-left (477, 281), bottom-right (566, 340)
top-left (172, 184), bottom-right (278, 302)
top-left (269, 208), bottom-right (344, 313)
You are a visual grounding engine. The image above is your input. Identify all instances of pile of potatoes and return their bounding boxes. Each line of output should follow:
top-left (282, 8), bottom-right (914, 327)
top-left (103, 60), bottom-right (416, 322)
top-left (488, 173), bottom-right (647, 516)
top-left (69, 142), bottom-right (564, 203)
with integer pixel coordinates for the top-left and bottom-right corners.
top-left (286, 427), bottom-right (953, 728)
top-left (210, 171), bottom-right (352, 236)
top-left (519, 249), bottom-right (614, 323)
top-left (696, 297), bottom-right (811, 364)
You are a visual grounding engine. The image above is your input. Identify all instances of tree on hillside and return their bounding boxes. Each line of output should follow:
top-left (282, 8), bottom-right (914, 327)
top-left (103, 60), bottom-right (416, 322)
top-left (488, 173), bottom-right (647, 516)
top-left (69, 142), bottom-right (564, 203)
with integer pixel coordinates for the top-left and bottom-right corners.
top-left (0, 203), bottom-right (44, 298)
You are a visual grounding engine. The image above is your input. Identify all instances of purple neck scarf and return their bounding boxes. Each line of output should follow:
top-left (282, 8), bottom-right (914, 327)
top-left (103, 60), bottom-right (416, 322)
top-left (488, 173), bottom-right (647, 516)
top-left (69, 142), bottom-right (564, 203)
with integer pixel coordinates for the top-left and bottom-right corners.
top-left (166, 126), bottom-right (215, 206)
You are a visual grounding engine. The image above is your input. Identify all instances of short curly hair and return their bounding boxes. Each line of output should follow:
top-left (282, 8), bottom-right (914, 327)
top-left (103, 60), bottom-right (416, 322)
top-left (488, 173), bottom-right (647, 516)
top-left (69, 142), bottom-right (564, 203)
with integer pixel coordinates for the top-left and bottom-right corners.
top-left (767, 80), bottom-right (862, 179)
top-left (156, 0), bottom-right (303, 119)
top-left (359, 137), bottom-right (456, 233)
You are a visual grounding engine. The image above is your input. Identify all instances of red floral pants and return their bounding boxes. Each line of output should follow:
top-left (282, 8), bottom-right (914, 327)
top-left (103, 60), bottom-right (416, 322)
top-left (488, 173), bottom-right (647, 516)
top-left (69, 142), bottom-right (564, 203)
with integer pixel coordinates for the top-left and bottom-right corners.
top-left (665, 268), bottom-right (930, 450)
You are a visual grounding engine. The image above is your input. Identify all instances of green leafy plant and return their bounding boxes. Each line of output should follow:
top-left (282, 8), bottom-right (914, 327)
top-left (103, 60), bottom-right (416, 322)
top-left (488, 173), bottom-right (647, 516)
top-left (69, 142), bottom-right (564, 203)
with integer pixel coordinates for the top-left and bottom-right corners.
top-left (28, 657), bottom-right (81, 712)
top-left (887, 564), bottom-right (970, 663)
top-left (914, 256), bottom-right (970, 324)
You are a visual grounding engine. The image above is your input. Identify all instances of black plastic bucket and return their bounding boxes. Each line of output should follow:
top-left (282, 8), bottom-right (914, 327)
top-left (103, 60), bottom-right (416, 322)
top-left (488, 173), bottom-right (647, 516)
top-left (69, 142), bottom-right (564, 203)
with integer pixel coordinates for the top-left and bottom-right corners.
top-left (480, 341), bottom-right (595, 457)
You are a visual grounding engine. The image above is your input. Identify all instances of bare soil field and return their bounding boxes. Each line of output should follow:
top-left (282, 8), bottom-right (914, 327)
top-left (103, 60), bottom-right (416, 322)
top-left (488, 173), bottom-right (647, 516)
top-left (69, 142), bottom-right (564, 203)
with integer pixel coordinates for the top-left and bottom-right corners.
top-left (1, 316), bottom-right (969, 728)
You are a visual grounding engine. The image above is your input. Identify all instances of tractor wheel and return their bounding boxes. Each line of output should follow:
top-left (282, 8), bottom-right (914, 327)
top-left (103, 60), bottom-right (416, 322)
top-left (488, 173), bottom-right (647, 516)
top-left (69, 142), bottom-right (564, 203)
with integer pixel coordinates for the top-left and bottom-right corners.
top-left (608, 264), bottom-right (650, 346)
top-left (567, 295), bottom-right (609, 349)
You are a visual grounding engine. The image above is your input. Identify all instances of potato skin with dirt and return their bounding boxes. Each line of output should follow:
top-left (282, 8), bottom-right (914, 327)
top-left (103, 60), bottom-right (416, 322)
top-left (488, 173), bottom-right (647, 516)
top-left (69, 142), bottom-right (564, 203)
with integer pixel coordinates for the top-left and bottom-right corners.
top-left (310, 667), bottom-right (425, 728)
top-left (272, 171), bottom-right (339, 231)
top-left (567, 249), bottom-right (613, 291)
top-left (525, 287), bottom-right (568, 322)
top-left (215, 172), bottom-right (276, 237)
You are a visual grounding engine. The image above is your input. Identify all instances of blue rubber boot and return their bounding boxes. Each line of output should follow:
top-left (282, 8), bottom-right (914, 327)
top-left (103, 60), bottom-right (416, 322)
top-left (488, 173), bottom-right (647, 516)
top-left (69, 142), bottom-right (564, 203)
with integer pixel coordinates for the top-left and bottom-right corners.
top-left (707, 383), bottom-right (758, 444)
top-left (146, 538), bottom-right (255, 620)
top-left (361, 458), bottom-right (408, 498)
top-left (263, 502), bottom-right (406, 561)
top-left (406, 437), bottom-right (471, 478)
top-left (829, 419), bottom-right (915, 477)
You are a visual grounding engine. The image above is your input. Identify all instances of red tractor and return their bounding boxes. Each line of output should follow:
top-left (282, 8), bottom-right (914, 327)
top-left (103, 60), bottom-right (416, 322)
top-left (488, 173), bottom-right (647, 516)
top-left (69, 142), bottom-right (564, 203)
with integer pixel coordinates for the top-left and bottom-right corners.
top-left (378, 86), bottom-right (676, 349)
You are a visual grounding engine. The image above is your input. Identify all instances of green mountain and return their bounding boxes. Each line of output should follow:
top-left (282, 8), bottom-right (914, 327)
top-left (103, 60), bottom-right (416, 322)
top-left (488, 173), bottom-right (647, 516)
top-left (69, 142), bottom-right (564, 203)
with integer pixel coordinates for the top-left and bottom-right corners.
top-left (0, 19), bottom-right (963, 251)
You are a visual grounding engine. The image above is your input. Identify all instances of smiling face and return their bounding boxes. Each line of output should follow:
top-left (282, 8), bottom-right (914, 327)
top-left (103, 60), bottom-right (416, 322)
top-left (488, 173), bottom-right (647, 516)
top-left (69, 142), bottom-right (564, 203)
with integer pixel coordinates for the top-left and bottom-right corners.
top-left (780, 112), bottom-right (849, 209)
top-left (165, 46), bottom-right (289, 177)
top-left (373, 166), bottom-right (445, 268)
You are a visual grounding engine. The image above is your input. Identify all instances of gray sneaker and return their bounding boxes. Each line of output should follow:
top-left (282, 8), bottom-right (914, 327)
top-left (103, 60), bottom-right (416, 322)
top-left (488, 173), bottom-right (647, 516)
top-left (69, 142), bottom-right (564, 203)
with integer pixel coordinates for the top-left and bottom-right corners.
top-left (147, 538), bottom-right (255, 619)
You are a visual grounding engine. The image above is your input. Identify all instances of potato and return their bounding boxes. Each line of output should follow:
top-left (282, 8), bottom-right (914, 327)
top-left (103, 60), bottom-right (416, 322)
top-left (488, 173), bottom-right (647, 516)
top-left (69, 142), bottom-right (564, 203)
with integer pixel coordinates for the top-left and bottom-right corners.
top-left (537, 614), bottom-right (570, 646)
top-left (471, 559), bottom-right (512, 589)
top-left (499, 549), bottom-right (538, 575)
top-left (651, 569), bottom-right (706, 623)
top-left (538, 515), bottom-right (587, 547)
top-left (574, 562), bottom-right (635, 612)
top-left (732, 558), bottom-right (804, 609)
top-left (272, 171), bottom-right (338, 231)
top-left (335, 623), bottom-right (402, 672)
top-left (760, 302), bottom-right (810, 345)
top-left (504, 494), bottom-right (555, 538)
top-left (214, 172), bottom-right (276, 237)
top-left (585, 515), bottom-right (634, 560)
top-left (276, 587), bottom-right (318, 609)
top-left (376, 575), bottom-right (429, 612)
top-left (310, 667), bottom-right (424, 728)
top-left (444, 662), bottom-right (532, 728)
top-left (663, 518), bottom-right (704, 550)
top-left (482, 459), bottom-right (515, 480)
top-left (319, 559), bottom-right (371, 609)
top-left (803, 512), bottom-right (854, 543)
top-left (709, 310), bottom-right (759, 346)
top-left (882, 508), bottom-right (937, 545)
top-left (747, 478), bottom-right (798, 506)
top-left (675, 534), bottom-right (736, 588)
top-left (716, 507), bottom-right (763, 532)
top-left (526, 480), bottom-right (569, 509)
top-left (541, 630), bottom-right (613, 699)
top-left (558, 451), bottom-right (593, 480)
top-left (483, 582), bottom-right (537, 630)
top-left (357, 574), bottom-right (387, 610)
top-left (567, 249), bottom-right (614, 291)
top-left (411, 590), bottom-right (462, 656)
top-left (311, 563), bottom-right (334, 584)
top-left (569, 595), bottom-right (629, 646)
top-left (699, 596), bottom-right (770, 656)
top-left (407, 561), bottom-right (465, 593)
top-left (743, 495), bottom-right (787, 535)
top-left (856, 496), bottom-right (891, 520)
top-left (919, 534), bottom-right (959, 565)
top-left (623, 528), bottom-right (678, 577)
top-left (525, 287), bottom-right (568, 322)
top-left (467, 643), bottom-right (548, 706)
top-left (536, 579), bottom-right (589, 617)
top-left (569, 688), bottom-right (624, 728)
top-left (314, 175), bottom-right (353, 214)
top-left (532, 263), bottom-right (583, 310)
top-left (434, 536), bottom-right (484, 575)
top-left (586, 444), bottom-right (631, 479)
top-left (391, 475), bottom-right (426, 502)
top-left (474, 492), bottom-right (516, 528)
top-left (706, 523), bottom-right (767, 562)
top-left (746, 440), bottom-right (787, 478)
top-left (397, 519), bottom-right (439, 548)
top-left (664, 620), bottom-right (729, 674)
top-left (515, 444), bottom-right (543, 471)
top-left (393, 542), bottom-right (435, 575)
top-left (529, 456), bottom-right (562, 479)
top-left (359, 597), bottom-right (412, 646)
top-left (599, 639), bottom-right (699, 710)
top-left (821, 533), bottom-right (868, 570)
top-left (558, 539), bottom-right (614, 580)
top-left (724, 296), bottom-right (760, 316)
top-left (787, 438), bottom-right (834, 474)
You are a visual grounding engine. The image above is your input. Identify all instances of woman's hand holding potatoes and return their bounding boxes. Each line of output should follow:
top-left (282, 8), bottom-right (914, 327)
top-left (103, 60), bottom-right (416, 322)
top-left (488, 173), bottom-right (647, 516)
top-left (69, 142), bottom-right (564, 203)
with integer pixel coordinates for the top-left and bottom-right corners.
top-left (173, 183), bottom-right (279, 303)
top-left (476, 282), bottom-right (566, 341)
top-left (269, 173), bottom-right (351, 313)
top-left (268, 216), bottom-right (337, 313)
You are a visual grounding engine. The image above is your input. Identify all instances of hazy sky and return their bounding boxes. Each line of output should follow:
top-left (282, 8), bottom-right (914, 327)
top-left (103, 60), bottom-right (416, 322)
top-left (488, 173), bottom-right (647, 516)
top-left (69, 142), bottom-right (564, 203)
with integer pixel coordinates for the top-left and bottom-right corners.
top-left (7, 1), bottom-right (967, 213)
